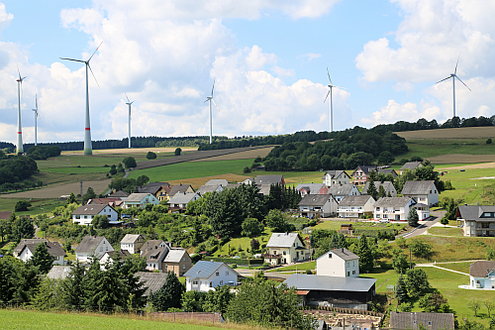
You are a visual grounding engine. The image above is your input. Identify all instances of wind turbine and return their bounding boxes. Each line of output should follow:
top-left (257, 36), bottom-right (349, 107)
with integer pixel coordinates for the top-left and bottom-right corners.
top-left (323, 68), bottom-right (344, 133)
top-left (436, 57), bottom-right (471, 118)
top-left (125, 93), bottom-right (134, 149)
top-left (16, 66), bottom-right (26, 154)
top-left (205, 80), bottom-right (219, 144)
top-left (60, 42), bottom-right (102, 156)
top-left (32, 94), bottom-right (39, 146)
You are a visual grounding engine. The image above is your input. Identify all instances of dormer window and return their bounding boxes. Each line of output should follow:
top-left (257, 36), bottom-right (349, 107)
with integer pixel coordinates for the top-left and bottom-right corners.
top-left (328, 254), bottom-right (332, 258)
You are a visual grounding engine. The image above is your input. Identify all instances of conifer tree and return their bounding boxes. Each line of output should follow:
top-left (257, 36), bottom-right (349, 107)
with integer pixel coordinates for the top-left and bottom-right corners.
top-left (366, 176), bottom-right (379, 201)
top-left (395, 274), bottom-right (408, 304)
top-left (356, 234), bottom-right (374, 272)
top-left (29, 242), bottom-right (54, 274)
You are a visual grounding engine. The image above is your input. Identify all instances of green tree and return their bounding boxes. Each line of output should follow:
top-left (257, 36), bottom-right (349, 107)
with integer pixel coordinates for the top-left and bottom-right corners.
top-left (485, 300), bottom-right (495, 318)
top-left (243, 166), bottom-right (251, 173)
top-left (67, 192), bottom-right (77, 204)
top-left (15, 200), bottom-right (32, 212)
top-left (407, 207), bottom-right (419, 227)
top-left (123, 156), bottom-right (137, 168)
top-left (61, 261), bottom-right (86, 309)
top-left (205, 189), bottom-right (243, 237)
top-left (203, 285), bottom-right (234, 314)
top-left (93, 214), bottom-right (109, 229)
top-left (392, 247), bottom-right (409, 274)
top-left (174, 148), bottom-right (182, 156)
top-left (366, 176), bottom-right (378, 201)
top-left (378, 185), bottom-right (387, 198)
top-left (150, 271), bottom-right (184, 311)
top-left (29, 242), bottom-right (55, 274)
top-left (404, 268), bottom-right (430, 298)
top-left (419, 292), bottom-right (448, 312)
top-left (82, 186), bottom-right (97, 204)
top-left (32, 278), bottom-right (63, 311)
top-left (395, 274), bottom-right (408, 304)
top-left (468, 299), bottom-right (482, 317)
top-left (181, 290), bottom-right (207, 312)
top-left (0, 218), bottom-right (12, 242)
top-left (11, 215), bottom-right (35, 242)
top-left (264, 209), bottom-right (293, 233)
top-left (146, 151), bottom-right (157, 159)
top-left (241, 218), bottom-right (264, 237)
top-left (356, 235), bottom-right (374, 272)
top-left (377, 151), bottom-right (394, 165)
top-left (409, 239), bottom-right (433, 259)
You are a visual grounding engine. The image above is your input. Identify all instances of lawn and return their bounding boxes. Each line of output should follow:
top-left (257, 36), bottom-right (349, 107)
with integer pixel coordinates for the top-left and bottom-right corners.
top-left (267, 261), bottom-right (316, 273)
top-left (213, 229), bottom-right (273, 257)
top-left (427, 227), bottom-right (464, 237)
top-left (0, 198), bottom-right (65, 216)
top-left (0, 309), bottom-right (233, 330)
top-left (312, 219), bottom-right (407, 236)
top-left (437, 262), bottom-right (472, 274)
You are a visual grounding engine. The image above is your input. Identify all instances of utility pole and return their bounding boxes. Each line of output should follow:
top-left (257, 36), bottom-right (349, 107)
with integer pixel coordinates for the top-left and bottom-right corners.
top-left (80, 181), bottom-right (83, 205)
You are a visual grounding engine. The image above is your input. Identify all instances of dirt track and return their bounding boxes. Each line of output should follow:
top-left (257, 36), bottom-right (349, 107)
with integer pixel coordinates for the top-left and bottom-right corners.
top-left (437, 161), bottom-right (495, 170)
top-left (2, 180), bottom-right (111, 199)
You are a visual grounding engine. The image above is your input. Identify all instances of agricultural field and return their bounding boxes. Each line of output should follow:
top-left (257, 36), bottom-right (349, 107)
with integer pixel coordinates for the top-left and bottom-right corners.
top-left (191, 146), bottom-right (273, 162)
top-left (395, 126), bottom-right (495, 140)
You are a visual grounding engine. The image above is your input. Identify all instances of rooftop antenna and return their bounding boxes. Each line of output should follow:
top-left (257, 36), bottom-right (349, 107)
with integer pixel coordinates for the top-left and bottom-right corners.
top-left (32, 94), bottom-right (39, 146)
top-left (125, 93), bottom-right (134, 148)
top-left (205, 80), bottom-right (219, 144)
top-left (16, 65), bottom-right (26, 154)
top-left (436, 55), bottom-right (471, 118)
top-left (60, 41), bottom-right (103, 156)
top-left (324, 68), bottom-right (345, 133)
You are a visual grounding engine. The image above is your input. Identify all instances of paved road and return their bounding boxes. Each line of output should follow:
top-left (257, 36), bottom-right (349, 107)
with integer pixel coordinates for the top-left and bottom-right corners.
top-left (401, 210), bottom-right (445, 239)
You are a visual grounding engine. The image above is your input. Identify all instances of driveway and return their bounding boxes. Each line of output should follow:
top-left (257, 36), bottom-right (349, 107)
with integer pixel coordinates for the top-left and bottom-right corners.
top-left (402, 210), bottom-right (444, 239)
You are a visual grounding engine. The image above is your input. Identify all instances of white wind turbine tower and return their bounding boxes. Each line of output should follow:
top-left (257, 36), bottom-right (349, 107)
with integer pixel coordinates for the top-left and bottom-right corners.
top-left (205, 80), bottom-right (219, 144)
top-left (323, 68), bottom-right (344, 133)
top-left (60, 42), bottom-right (102, 156)
top-left (125, 93), bottom-right (134, 149)
top-left (32, 94), bottom-right (39, 146)
top-left (436, 57), bottom-right (471, 118)
top-left (16, 66), bottom-right (26, 154)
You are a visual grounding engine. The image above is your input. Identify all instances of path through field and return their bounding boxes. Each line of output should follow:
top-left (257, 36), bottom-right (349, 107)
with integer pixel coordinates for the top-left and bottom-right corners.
top-left (2, 180), bottom-right (111, 199)
top-left (437, 161), bottom-right (495, 170)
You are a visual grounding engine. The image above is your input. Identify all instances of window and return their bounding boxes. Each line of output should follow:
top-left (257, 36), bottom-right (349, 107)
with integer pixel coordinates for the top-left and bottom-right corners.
top-left (220, 280), bottom-right (223, 285)
top-left (347, 271), bottom-right (350, 276)
top-left (216, 272), bottom-right (219, 276)
top-left (183, 265), bottom-right (185, 270)
top-left (328, 254), bottom-right (332, 259)
top-left (100, 247), bottom-right (103, 252)
top-left (226, 271), bottom-right (229, 275)
top-left (106, 247), bottom-right (108, 251)
top-left (283, 251), bottom-right (286, 255)
top-left (352, 270), bottom-right (356, 275)
top-left (209, 282), bottom-right (213, 287)
top-left (376, 207), bottom-right (380, 211)
top-left (192, 280), bottom-right (198, 285)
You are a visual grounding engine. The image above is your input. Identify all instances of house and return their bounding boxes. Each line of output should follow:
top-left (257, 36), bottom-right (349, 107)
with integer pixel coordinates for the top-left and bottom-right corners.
top-left (142, 246), bottom-right (169, 272)
top-left (362, 181), bottom-right (397, 197)
top-left (123, 193), bottom-right (160, 209)
top-left (457, 205), bottom-right (495, 237)
top-left (390, 312), bottom-right (455, 330)
top-left (468, 261), bottom-right (495, 289)
top-left (163, 249), bottom-right (192, 277)
top-left (184, 260), bottom-right (238, 292)
top-left (168, 184), bottom-right (195, 198)
top-left (322, 170), bottom-right (351, 187)
top-left (75, 236), bottom-right (114, 263)
top-left (295, 183), bottom-right (329, 197)
top-left (373, 197), bottom-right (416, 221)
top-left (205, 179), bottom-right (229, 186)
top-left (316, 248), bottom-right (360, 277)
top-left (140, 240), bottom-right (169, 254)
top-left (72, 204), bottom-right (119, 226)
top-left (399, 161), bottom-right (423, 174)
top-left (100, 250), bottom-right (131, 269)
top-left (327, 183), bottom-right (360, 202)
top-left (195, 184), bottom-right (223, 196)
top-left (120, 234), bottom-right (146, 254)
top-left (263, 232), bottom-right (311, 265)
top-left (87, 197), bottom-right (123, 208)
top-left (298, 194), bottom-right (339, 218)
top-left (351, 166), bottom-right (378, 185)
top-left (338, 195), bottom-right (375, 219)
top-left (283, 274), bottom-right (376, 310)
top-left (109, 190), bottom-right (129, 200)
top-left (254, 175), bottom-right (284, 186)
top-left (168, 192), bottom-right (200, 213)
top-left (15, 240), bottom-right (66, 266)
top-left (136, 272), bottom-right (168, 296)
top-left (47, 266), bottom-right (72, 280)
top-left (402, 180), bottom-right (439, 207)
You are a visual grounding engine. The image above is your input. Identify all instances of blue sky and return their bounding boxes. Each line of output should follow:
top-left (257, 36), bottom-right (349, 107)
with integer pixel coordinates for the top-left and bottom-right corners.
top-left (0, 0), bottom-right (494, 145)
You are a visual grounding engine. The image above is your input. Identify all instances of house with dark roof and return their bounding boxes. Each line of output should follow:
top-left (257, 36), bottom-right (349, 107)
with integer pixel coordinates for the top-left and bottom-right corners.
top-left (457, 205), bottom-right (495, 237)
top-left (168, 192), bottom-right (200, 213)
top-left (99, 249), bottom-right (131, 269)
top-left (362, 181), bottom-right (397, 197)
top-left (72, 204), bottom-right (119, 226)
top-left (295, 183), bottom-right (329, 197)
top-left (298, 194), bottom-right (339, 218)
top-left (168, 184), bottom-right (195, 198)
top-left (401, 180), bottom-right (439, 206)
top-left (373, 197), bottom-right (416, 221)
top-left (141, 246), bottom-right (169, 272)
top-left (137, 182), bottom-right (172, 202)
top-left (399, 161), bottom-right (423, 174)
top-left (140, 240), bottom-right (169, 254)
top-left (317, 248), bottom-right (360, 277)
top-left (390, 312), bottom-right (454, 330)
top-left (283, 274), bottom-right (376, 310)
top-left (338, 195), bottom-right (375, 219)
top-left (327, 183), bottom-right (360, 202)
top-left (123, 193), bottom-right (160, 209)
top-left (468, 260), bottom-right (495, 289)
top-left (120, 234), bottom-right (146, 254)
top-left (109, 190), bottom-right (129, 200)
top-left (75, 236), bottom-right (114, 263)
top-left (351, 166), bottom-right (378, 185)
top-left (15, 240), bottom-right (66, 266)
top-left (87, 197), bottom-right (123, 208)
top-left (322, 170), bottom-right (351, 187)
top-left (184, 260), bottom-right (238, 292)
top-left (264, 232), bottom-right (311, 265)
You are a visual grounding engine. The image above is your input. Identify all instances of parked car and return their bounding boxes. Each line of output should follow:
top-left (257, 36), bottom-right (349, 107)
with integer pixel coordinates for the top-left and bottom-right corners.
top-left (379, 219), bottom-right (390, 223)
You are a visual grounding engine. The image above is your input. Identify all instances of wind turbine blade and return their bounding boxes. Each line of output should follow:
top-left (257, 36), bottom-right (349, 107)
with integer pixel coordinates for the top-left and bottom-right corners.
top-left (125, 93), bottom-right (130, 103)
top-left (88, 41), bottom-right (103, 62)
top-left (454, 54), bottom-right (460, 75)
top-left (88, 63), bottom-right (100, 87)
top-left (211, 80), bottom-right (215, 97)
top-left (455, 75), bottom-right (472, 91)
top-left (324, 89), bottom-right (331, 103)
top-left (334, 85), bottom-right (347, 90)
top-left (60, 57), bottom-right (86, 64)
top-left (17, 64), bottom-right (21, 80)
top-left (212, 98), bottom-right (219, 112)
top-left (130, 101), bottom-right (135, 105)
top-left (205, 99), bottom-right (209, 103)
top-left (326, 67), bottom-right (332, 85)
top-left (436, 76), bottom-right (452, 84)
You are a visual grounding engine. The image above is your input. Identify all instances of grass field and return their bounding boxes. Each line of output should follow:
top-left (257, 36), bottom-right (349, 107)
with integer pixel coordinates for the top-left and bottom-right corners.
top-left (437, 262), bottom-right (472, 274)
top-left (427, 227), bottom-right (464, 237)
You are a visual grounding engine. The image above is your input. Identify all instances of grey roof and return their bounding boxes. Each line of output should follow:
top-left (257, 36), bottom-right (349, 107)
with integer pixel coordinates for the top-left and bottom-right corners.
top-left (362, 181), bottom-right (394, 194)
top-left (196, 184), bottom-right (222, 196)
top-left (295, 183), bottom-right (326, 193)
top-left (205, 179), bottom-right (229, 186)
top-left (322, 170), bottom-right (349, 180)
top-left (169, 184), bottom-right (193, 197)
top-left (402, 180), bottom-right (436, 195)
top-left (104, 249), bottom-right (131, 260)
top-left (14, 239), bottom-right (48, 254)
top-left (327, 184), bottom-right (357, 196)
top-left (458, 205), bottom-right (495, 222)
top-left (224, 183), bottom-right (241, 190)
top-left (375, 197), bottom-right (412, 207)
top-left (255, 175), bottom-right (284, 185)
top-left (22, 241), bottom-right (66, 257)
top-left (72, 204), bottom-right (109, 216)
top-left (168, 192), bottom-right (198, 204)
top-left (184, 260), bottom-right (236, 280)
top-left (110, 190), bottom-right (129, 197)
top-left (298, 194), bottom-right (333, 207)
top-left (47, 266), bottom-right (72, 280)
top-left (259, 184), bottom-right (272, 196)
top-left (284, 274), bottom-right (376, 292)
top-left (339, 195), bottom-right (375, 207)
top-left (121, 234), bottom-right (144, 244)
top-left (141, 246), bottom-right (168, 264)
top-left (390, 312), bottom-right (455, 330)
top-left (266, 232), bottom-right (302, 248)
top-left (378, 168), bottom-right (398, 177)
top-left (351, 165), bottom-right (378, 176)
top-left (125, 193), bottom-right (154, 203)
top-left (147, 182), bottom-right (171, 188)
top-left (317, 248), bottom-right (359, 262)
top-left (400, 161), bottom-right (423, 171)
top-left (137, 185), bottom-right (161, 194)
top-left (136, 272), bottom-right (167, 296)
top-left (141, 240), bottom-right (166, 253)
top-left (470, 261), bottom-right (495, 277)
top-left (75, 236), bottom-right (107, 254)
top-left (164, 249), bottom-right (187, 263)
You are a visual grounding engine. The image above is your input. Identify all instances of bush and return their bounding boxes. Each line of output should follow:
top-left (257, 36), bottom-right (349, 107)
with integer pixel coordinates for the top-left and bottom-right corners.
top-left (122, 157), bottom-right (137, 168)
top-left (146, 151), bottom-right (157, 159)
top-left (243, 166), bottom-right (251, 173)
top-left (174, 148), bottom-right (182, 156)
top-left (487, 138), bottom-right (492, 144)
top-left (15, 200), bottom-right (32, 212)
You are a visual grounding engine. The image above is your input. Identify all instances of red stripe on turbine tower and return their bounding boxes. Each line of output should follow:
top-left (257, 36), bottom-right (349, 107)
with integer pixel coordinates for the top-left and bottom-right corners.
top-left (85, 128), bottom-right (90, 130)
top-left (17, 132), bottom-right (22, 134)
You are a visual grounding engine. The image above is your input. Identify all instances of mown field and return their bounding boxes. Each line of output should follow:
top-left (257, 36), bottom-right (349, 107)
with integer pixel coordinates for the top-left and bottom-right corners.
top-left (395, 126), bottom-right (495, 140)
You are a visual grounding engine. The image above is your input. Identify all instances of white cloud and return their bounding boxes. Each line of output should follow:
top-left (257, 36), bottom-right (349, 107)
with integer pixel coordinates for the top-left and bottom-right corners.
top-left (301, 52), bottom-right (321, 61)
top-left (245, 45), bottom-right (277, 70)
